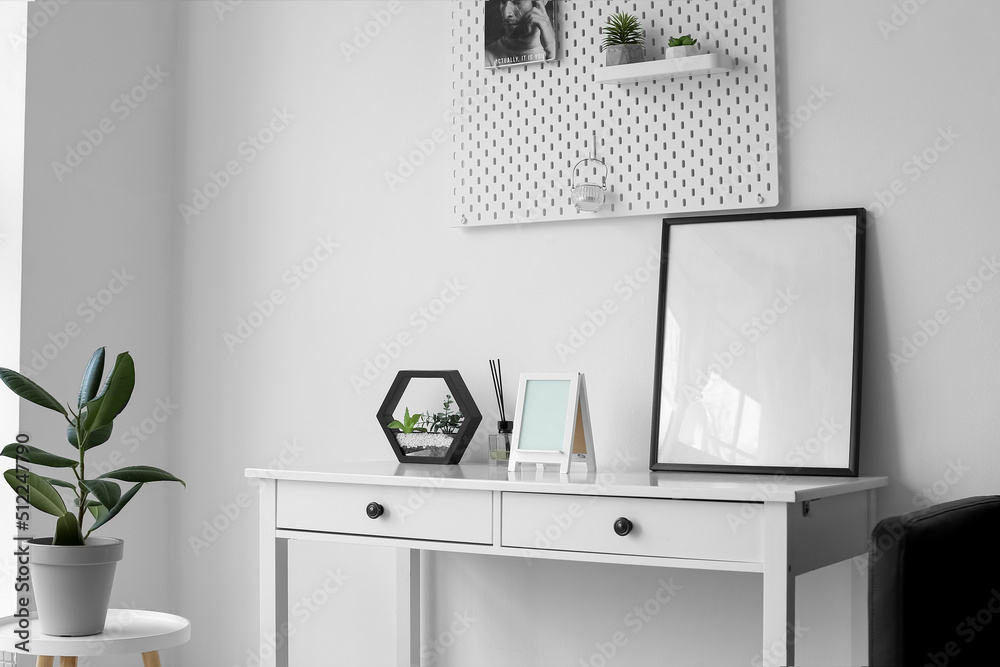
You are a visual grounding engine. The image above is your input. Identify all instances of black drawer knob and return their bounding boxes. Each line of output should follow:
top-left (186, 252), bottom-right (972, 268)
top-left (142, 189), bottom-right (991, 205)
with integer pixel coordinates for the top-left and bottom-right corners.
top-left (366, 502), bottom-right (384, 519)
top-left (613, 517), bottom-right (633, 536)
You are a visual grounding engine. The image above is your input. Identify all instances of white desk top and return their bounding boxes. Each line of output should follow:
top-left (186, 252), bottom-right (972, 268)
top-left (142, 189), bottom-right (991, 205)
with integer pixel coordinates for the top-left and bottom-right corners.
top-left (0, 609), bottom-right (190, 655)
top-left (246, 462), bottom-right (887, 503)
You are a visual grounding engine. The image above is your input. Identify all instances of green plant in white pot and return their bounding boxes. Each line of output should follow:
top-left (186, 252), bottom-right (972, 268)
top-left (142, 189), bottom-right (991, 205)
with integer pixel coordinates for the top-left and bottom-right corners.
top-left (601, 12), bottom-right (645, 66)
top-left (1, 347), bottom-right (185, 636)
top-left (665, 34), bottom-right (698, 58)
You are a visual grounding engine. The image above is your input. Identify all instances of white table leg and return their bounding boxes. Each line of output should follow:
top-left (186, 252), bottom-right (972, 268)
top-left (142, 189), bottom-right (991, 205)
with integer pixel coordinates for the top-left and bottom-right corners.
top-left (396, 549), bottom-right (420, 667)
top-left (762, 502), bottom-right (795, 667)
top-left (259, 478), bottom-right (289, 667)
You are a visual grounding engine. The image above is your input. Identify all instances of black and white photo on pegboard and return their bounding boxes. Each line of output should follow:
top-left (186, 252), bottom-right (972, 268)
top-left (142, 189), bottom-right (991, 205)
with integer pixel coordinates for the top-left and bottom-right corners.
top-left (452, 0), bottom-right (778, 226)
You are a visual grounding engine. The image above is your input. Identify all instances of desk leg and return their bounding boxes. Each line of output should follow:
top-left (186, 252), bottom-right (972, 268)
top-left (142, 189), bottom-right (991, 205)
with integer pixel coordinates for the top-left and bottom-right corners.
top-left (762, 503), bottom-right (795, 667)
top-left (396, 549), bottom-right (420, 667)
top-left (259, 478), bottom-right (289, 667)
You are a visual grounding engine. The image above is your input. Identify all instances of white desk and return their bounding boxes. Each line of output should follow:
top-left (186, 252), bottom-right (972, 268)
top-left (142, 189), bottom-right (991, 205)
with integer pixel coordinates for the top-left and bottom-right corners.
top-left (247, 463), bottom-right (886, 667)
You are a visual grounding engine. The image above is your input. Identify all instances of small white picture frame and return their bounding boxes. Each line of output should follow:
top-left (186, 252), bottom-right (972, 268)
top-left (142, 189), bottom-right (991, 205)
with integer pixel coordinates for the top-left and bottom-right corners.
top-left (508, 372), bottom-right (595, 474)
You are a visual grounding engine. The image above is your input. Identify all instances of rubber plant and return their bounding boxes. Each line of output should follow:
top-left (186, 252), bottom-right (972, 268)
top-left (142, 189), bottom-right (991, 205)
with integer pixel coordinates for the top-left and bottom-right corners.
top-left (600, 11), bottom-right (644, 51)
top-left (1, 347), bottom-right (185, 546)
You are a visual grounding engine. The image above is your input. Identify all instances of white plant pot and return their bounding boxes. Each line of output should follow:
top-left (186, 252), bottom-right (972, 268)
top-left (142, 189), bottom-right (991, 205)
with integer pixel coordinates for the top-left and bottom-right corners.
top-left (28, 536), bottom-right (124, 636)
top-left (665, 45), bottom-right (697, 58)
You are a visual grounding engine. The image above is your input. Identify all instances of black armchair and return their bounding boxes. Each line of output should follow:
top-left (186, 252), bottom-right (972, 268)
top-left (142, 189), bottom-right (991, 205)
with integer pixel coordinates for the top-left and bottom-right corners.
top-left (869, 495), bottom-right (1000, 666)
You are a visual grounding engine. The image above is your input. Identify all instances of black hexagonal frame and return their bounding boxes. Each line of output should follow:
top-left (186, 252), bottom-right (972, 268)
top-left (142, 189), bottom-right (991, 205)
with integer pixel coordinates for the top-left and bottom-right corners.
top-left (376, 370), bottom-right (482, 464)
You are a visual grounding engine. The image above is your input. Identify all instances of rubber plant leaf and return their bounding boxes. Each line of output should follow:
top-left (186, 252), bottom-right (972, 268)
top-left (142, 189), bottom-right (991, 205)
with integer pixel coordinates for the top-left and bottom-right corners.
top-left (77, 347), bottom-right (106, 408)
top-left (87, 482), bottom-right (143, 535)
top-left (88, 502), bottom-right (109, 522)
top-left (3, 469), bottom-right (67, 516)
top-left (0, 443), bottom-right (78, 468)
top-left (83, 352), bottom-right (135, 432)
top-left (67, 421), bottom-right (113, 450)
top-left (96, 465), bottom-right (186, 486)
top-left (43, 477), bottom-right (77, 490)
top-left (54, 511), bottom-right (84, 546)
top-left (82, 479), bottom-right (122, 510)
top-left (75, 497), bottom-right (108, 520)
top-left (0, 368), bottom-right (67, 416)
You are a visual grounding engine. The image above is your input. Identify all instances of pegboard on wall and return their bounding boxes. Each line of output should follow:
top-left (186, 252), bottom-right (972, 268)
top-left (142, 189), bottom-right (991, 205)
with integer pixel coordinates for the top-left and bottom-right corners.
top-left (452, 0), bottom-right (778, 227)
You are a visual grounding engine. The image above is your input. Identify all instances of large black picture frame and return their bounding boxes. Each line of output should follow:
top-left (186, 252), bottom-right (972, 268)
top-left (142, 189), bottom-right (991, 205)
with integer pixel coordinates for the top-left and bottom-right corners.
top-left (649, 208), bottom-right (866, 476)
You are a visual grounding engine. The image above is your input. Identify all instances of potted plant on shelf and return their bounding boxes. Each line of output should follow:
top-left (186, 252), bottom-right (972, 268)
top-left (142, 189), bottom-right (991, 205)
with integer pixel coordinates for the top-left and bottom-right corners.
top-left (665, 34), bottom-right (698, 58)
top-left (0, 347), bottom-right (185, 637)
top-left (601, 11), bottom-right (645, 66)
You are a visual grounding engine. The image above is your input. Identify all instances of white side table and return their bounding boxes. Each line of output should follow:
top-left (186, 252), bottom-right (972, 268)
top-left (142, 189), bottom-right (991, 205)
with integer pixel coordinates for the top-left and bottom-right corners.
top-left (0, 609), bottom-right (190, 666)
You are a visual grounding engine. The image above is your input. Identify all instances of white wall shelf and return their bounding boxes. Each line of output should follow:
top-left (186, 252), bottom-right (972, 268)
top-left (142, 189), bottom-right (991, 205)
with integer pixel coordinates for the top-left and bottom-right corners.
top-left (594, 52), bottom-right (734, 85)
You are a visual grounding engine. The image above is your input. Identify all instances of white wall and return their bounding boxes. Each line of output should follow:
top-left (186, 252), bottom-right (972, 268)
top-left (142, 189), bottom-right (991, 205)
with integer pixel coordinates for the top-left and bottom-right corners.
top-left (18, 2), bottom-right (178, 665)
top-left (13, 0), bottom-right (1000, 665)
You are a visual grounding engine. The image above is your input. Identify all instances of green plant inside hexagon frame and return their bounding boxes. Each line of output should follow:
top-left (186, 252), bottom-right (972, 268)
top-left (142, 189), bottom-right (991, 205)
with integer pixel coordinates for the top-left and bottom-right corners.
top-left (376, 370), bottom-right (482, 464)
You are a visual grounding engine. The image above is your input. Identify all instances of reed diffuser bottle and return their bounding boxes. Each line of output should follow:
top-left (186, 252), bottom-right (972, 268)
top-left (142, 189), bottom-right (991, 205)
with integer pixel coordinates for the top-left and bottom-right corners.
top-left (489, 420), bottom-right (513, 466)
top-left (488, 359), bottom-right (511, 466)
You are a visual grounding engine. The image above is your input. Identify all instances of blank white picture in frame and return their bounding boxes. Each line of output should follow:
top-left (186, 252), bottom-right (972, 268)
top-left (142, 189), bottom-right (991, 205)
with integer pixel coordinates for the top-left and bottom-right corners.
top-left (508, 372), bottom-right (595, 473)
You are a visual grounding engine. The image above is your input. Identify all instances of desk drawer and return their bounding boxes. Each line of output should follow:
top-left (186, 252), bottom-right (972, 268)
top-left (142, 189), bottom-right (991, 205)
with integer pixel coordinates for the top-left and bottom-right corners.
top-left (501, 493), bottom-right (762, 562)
top-left (277, 481), bottom-right (493, 545)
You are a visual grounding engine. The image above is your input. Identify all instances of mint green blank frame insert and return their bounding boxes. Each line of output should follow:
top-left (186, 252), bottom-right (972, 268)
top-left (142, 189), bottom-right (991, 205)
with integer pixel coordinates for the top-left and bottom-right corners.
top-left (517, 380), bottom-right (572, 451)
top-left (508, 372), bottom-right (596, 474)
